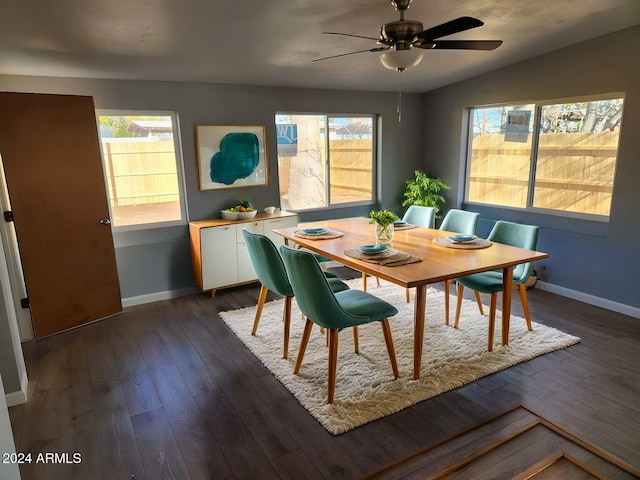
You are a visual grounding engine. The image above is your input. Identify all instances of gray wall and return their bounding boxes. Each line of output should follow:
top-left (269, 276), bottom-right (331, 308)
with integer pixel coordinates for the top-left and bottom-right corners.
top-left (1, 27), bottom-right (639, 398)
top-left (0, 76), bottom-right (424, 299)
top-left (422, 26), bottom-right (640, 309)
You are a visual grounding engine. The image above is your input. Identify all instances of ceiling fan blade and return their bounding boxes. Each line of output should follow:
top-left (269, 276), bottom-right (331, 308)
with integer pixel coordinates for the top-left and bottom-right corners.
top-left (322, 32), bottom-right (381, 41)
top-left (419, 16), bottom-right (484, 41)
top-left (312, 47), bottom-right (388, 62)
top-left (417, 40), bottom-right (502, 50)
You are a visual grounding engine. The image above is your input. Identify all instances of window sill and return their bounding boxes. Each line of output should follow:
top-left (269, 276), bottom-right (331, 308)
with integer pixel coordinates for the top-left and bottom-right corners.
top-left (463, 202), bottom-right (609, 238)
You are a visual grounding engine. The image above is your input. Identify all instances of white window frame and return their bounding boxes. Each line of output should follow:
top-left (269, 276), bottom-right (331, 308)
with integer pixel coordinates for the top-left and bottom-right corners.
top-left (275, 112), bottom-right (377, 212)
top-left (96, 109), bottom-right (188, 232)
top-left (464, 93), bottom-right (624, 222)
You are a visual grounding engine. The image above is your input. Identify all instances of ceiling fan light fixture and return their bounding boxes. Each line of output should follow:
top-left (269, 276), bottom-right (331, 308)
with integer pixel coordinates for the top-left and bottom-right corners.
top-left (379, 48), bottom-right (424, 72)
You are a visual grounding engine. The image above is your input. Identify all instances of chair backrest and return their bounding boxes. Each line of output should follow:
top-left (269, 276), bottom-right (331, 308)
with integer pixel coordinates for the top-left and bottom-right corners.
top-left (402, 205), bottom-right (435, 228)
top-left (439, 209), bottom-right (480, 235)
top-left (487, 221), bottom-right (540, 283)
top-left (279, 245), bottom-right (360, 330)
top-left (242, 229), bottom-right (293, 297)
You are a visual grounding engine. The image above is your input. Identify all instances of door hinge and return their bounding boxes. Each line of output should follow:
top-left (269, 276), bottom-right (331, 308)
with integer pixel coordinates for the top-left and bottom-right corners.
top-left (3, 211), bottom-right (14, 222)
top-left (21, 297), bottom-right (29, 308)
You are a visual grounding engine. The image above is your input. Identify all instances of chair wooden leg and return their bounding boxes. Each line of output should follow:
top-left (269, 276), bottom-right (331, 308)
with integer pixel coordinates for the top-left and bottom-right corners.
top-left (362, 272), bottom-right (368, 291)
top-left (517, 284), bottom-right (533, 331)
top-left (488, 292), bottom-right (497, 352)
top-left (353, 326), bottom-right (359, 354)
top-left (282, 296), bottom-right (292, 359)
top-left (474, 290), bottom-right (485, 315)
top-left (294, 319), bottom-right (314, 374)
top-left (443, 280), bottom-right (451, 326)
top-left (405, 287), bottom-right (410, 303)
top-left (252, 285), bottom-right (268, 335)
top-left (380, 318), bottom-right (399, 379)
top-left (327, 329), bottom-right (339, 404)
top-left (454, 283), bottom-right (465, 329)
top-left (375, 277), bottom-right (381, 287)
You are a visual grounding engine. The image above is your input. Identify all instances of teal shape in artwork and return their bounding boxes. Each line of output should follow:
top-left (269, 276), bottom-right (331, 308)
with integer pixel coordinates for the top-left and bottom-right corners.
top-left (210, 132), bottom-right (260, 185)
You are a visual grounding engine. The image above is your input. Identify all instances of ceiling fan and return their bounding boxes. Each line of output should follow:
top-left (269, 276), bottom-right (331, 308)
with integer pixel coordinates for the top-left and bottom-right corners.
top-left (314, 0), bottom-right (502, 71)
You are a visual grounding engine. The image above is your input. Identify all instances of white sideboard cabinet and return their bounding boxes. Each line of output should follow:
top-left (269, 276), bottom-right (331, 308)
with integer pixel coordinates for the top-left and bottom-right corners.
top-left (189, 211), bottom-right (298, 296)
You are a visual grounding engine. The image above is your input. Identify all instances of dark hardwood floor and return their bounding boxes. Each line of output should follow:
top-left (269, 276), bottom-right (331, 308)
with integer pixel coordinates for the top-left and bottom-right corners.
top-left (8, 267), bottom-right (640, 479)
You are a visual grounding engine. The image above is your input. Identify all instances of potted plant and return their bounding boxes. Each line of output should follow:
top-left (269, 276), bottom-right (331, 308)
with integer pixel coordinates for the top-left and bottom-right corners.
top-left (369, 209), bottom-right (399, 245)
top-left (402, 170), bottom-right (450, 219)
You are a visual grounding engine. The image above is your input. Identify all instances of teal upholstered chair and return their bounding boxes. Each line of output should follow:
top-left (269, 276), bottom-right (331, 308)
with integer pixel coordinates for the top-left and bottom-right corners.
top-left (402, 205), bottom-right (436, 229)
top-left (453, 220), bottom-right (539, 352)
top-left (439, 208), bottom-right (480, 235)
top-left (242, 229), bottom-right (349, 359)
top-left (279, 245), bottom-right (400, 404)
top-left (438, 209), bottom-right (480, 323)
top-left (403, 206), bottom-right (436, 293)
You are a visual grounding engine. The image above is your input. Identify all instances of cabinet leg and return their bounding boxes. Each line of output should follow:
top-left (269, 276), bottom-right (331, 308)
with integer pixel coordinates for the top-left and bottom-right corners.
top-left (210, 289), bottom-right (217, 298)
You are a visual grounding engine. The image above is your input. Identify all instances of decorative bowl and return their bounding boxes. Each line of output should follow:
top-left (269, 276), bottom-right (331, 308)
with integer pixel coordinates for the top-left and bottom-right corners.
top-left (358, 245), bottom-right (388, 254)
top-left (448, 234), bottom-right (477, 243)
top-left (221, 210), bottom-right (239, 220)
top-left (302, 227), bottom-right (329, 235)
top-left (264, 206), bottom-right (276, 214)
top-left (237, 210), bottom-right (258, 219)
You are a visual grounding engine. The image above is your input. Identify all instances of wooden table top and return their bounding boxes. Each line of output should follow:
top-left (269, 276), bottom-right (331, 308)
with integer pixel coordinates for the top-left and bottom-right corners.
top-left (274, 216), bottom-right (548, 288)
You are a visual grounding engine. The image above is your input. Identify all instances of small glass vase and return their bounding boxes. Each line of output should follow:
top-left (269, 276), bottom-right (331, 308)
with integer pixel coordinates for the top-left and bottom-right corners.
top-left (375, 223), bottom-right (394, 245)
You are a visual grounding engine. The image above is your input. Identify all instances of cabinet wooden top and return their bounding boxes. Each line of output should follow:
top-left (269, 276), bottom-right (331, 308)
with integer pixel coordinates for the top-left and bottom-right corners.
top-left (189, 210), bottom-right (297, 229)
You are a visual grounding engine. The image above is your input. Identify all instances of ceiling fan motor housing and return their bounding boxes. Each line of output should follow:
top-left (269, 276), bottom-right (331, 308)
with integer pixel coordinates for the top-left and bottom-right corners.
top-left (380, 20), bottom-right (424, 47)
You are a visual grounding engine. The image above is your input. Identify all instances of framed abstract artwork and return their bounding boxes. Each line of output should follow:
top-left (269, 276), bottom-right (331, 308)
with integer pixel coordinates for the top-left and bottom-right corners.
top-left (195, 125), bottom-right (268, 190)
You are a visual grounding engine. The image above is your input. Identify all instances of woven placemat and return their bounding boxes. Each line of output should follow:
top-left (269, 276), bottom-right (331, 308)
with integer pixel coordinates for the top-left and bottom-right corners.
top-left (344, 248), bottom-right (422, 266)
top-left (294, 229), bottom-right (344, 240)
top-left (433, 237), bottom-right (492, 249)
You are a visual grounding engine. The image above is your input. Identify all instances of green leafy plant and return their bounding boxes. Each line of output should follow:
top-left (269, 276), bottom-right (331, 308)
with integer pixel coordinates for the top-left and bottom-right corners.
top-left (369, 209), bottom-right (399, 227)
top-left (402, 170), bottom-right (450, 218)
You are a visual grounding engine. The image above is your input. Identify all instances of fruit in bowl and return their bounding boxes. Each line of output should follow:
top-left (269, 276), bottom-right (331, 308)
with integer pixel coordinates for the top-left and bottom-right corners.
top-left (222, 201), bottom-right (256, 220)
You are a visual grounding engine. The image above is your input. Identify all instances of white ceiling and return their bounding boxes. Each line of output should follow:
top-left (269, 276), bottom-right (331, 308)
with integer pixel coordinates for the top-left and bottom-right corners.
top-left (1, 0), bottom-right (639, 93)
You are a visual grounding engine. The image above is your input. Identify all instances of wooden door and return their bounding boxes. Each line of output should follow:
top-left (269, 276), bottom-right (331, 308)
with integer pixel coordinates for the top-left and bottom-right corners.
top-left (0, 92), bottom-right (122, 337)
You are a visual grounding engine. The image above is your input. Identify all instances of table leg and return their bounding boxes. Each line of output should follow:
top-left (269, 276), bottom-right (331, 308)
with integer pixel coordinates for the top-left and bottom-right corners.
top-left (413, 285), bottom-right (427, 380)
top-left (501, 266), bottom-right (514, 346)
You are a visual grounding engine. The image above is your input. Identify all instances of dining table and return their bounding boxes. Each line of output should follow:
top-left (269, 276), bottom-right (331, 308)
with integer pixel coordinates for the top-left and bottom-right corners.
top-left (273, 216), bottom-right (549, 380)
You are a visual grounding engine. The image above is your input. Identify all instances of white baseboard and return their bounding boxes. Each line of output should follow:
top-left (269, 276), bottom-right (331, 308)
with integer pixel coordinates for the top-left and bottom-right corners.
top-left (536, 280), bottom-right (640, 319)
top-left (5, 371), bottom-right (28, 407)
top-left (122, 286), bottom-right (201, 308)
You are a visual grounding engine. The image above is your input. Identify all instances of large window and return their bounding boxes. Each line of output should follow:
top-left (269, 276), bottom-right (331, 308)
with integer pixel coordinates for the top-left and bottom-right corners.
top-left (96, 111), bottom-right (186, 229)
top-left (275, 113), bottom-right (375, 211)
top-left (466, 95), bottom-right (624, 218)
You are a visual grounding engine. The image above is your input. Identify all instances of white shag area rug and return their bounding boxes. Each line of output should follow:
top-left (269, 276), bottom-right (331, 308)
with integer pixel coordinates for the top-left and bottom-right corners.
top-left (219, 279), bottom-right (580, 435)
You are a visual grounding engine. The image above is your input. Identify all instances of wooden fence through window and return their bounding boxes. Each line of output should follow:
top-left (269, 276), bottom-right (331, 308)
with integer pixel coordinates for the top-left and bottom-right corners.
top-left (468, 131), bottom-right (619, 216)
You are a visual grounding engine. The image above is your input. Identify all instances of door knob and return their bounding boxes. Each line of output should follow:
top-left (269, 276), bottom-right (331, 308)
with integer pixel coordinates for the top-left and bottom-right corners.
top-left (99, 218), bottom-right (111, 225)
